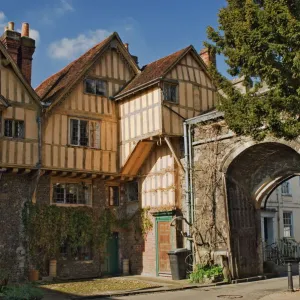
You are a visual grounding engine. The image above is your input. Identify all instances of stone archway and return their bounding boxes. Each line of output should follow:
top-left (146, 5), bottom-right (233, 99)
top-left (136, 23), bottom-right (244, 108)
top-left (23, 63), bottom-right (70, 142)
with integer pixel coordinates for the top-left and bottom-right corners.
top-left (223, 141), bottom-right (300, 278)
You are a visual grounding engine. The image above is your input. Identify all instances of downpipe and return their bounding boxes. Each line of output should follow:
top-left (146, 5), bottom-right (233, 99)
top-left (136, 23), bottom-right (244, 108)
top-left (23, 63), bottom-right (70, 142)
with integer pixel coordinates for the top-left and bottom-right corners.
top-left (183, 122), bottom-right (192, 252)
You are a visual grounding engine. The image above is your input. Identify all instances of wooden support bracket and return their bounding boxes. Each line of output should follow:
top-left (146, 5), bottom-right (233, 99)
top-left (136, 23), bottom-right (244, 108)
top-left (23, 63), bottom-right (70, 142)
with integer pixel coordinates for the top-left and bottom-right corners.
top-left (164, 136), bottom-right (185, 172)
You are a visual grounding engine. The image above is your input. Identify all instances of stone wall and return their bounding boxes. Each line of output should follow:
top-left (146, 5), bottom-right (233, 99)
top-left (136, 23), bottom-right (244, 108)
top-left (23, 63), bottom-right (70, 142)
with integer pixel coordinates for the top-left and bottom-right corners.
top-left (0, 173), bottom-right (33, 281)
top-left (191, 120), bottom-right (231, 265)
top-left (190, 117), bottom-right (300, 278)
top-left (33, 176), bottom-right (145, 279)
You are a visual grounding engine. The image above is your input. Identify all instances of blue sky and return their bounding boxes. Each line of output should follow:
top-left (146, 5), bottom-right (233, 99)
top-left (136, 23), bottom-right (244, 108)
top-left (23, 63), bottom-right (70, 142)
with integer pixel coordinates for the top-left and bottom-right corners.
top-left (0, 0), bottom-right (227, 88)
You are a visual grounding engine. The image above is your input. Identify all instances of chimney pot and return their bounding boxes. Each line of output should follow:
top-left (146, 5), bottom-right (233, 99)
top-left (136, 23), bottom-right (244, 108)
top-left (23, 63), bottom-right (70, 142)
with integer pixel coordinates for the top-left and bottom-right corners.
top-left (8, 22), bottom-right (14, 31)
top-left (4, 26), bottom-right (8, 32)
top-left (124, 43), bottom-right (129, 51)
top-left (21, 23), bottom-right (30, 37)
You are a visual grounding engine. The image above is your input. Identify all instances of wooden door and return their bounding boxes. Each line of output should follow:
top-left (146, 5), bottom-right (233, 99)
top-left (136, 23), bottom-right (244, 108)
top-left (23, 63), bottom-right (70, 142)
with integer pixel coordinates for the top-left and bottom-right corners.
top-left (157, 221), bottom-right (171, 274)
top-left (107, 232), bottom-right (119, 275)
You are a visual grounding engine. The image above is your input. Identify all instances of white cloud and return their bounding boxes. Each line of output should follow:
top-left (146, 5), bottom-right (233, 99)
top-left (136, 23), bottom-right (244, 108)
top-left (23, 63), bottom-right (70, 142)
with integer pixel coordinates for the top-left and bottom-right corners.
top-left (0, 11), bottom-right (7, 31)
top-left (55, 0), bottom-right (74, 16)
top-left (39, 0), bottom-right (74, 24)
top-left (48, 29), bottom-right (110, 60)
top-left (29, 29), bottom-right (40, 44)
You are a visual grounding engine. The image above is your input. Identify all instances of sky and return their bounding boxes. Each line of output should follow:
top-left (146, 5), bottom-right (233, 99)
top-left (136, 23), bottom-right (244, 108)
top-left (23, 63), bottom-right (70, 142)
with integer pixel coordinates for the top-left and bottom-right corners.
top-left (0, 0), bottom-right (228, 88)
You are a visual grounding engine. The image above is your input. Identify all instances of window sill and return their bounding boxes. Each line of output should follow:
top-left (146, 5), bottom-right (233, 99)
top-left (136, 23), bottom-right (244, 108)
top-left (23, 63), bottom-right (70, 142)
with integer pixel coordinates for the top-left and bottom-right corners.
top-left (163, 100), bottom-right (179, 105)
top-left (1, 136), bottom-right (25, 140)
top-left (282, 194), bottom-right (292, 197)
top-left (51, 203), bottom-right (92, 208)
top-left (83, 91), bottom-right (107, 98)
top-left (68, 144), bottom-right (101, 150)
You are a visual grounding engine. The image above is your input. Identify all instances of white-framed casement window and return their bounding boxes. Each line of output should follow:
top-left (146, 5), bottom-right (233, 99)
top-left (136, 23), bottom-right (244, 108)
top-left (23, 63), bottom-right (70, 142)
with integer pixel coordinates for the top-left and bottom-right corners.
top-left (52, 182), bottom-right (92, 205)
top-left (163, 82), bottom-right (178, 103)
top-left (283, 212), bottom-right (293, 238)
top-left (281, 181), bottom-right (291, 195)
top-left (84, 78), bottom-right (107, 96)
top-left (69, 118), bottom-right (100, 148)
top-left (4, 119), bottom-right (25, 138)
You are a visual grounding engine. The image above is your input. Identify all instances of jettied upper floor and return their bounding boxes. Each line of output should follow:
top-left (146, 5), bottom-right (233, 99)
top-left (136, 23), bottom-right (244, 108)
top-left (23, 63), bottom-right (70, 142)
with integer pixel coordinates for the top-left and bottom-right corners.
top-left (35, 32), bottom-right (217, 178)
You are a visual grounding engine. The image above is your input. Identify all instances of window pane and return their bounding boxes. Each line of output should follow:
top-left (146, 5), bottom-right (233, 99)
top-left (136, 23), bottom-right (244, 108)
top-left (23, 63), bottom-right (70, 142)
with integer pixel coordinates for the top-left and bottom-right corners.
top-left (15, 121), bottom-right (24, 138)
top-left (109, 186), bottom-right (119, 206)
top-left (4, 120), bottom-right (13, 137)
top-left (66, 184), bottom-right (78, 204)
top-left (164, 84), bottom-right (177, 103)
top-left (85, 79), bottom-right (96, 94)
top-left (78, 183), bottom-right (91, 205)
top-left (283, 212), bottom-right (293, 237)
top-left (281, 181), bottom-right (290, 194)
top-left (79, 120), bottom-right (89, 146)
top-left (53, 184), bottom-right (66, 203)
top-left (70, 119), bottom-right (79, 145)
top-left (96, 80), bottom-right (106, 96)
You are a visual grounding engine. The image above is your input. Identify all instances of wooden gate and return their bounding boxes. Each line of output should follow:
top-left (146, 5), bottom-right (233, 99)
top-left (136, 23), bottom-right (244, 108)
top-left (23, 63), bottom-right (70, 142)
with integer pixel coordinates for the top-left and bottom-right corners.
top-left (227, 178), bottom-right (261, 278)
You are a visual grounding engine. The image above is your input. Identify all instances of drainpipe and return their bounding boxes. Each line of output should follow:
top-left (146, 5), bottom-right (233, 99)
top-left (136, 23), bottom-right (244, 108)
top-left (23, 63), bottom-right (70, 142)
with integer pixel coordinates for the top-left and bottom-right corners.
top-left (183, 121), bottom-right (192, 250)
top-left (188, 124), bottom-right (194, 224)
top-left (37, 116), bottom-right (42, 167)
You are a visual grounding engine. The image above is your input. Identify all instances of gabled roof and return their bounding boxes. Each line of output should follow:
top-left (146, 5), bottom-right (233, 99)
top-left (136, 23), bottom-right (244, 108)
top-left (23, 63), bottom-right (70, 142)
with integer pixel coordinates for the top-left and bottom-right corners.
top-left (0, 41), bottom-right (41, 107)
top-left (115, 46), bottom-right (191, 99)
top-left (36, 32), bottom-right (140, 110)
top-left (114, 45), bottom-right (211, 100)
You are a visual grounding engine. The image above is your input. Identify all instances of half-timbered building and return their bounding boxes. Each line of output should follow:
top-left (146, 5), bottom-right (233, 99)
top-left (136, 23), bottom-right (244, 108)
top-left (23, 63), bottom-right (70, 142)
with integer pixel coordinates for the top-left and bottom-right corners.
top-left (0, 22), bottom-right (216, 279)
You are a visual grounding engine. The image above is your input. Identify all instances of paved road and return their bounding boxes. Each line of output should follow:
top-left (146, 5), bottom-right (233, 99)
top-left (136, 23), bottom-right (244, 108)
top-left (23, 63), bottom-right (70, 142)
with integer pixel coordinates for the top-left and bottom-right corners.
top-left (108, 277), bottom-right (299, 300)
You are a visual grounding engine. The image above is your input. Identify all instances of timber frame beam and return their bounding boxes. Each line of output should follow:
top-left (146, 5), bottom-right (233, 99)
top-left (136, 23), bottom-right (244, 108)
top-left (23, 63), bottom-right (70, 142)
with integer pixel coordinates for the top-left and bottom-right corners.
top-left (164, 136), bottom-right (185, 172)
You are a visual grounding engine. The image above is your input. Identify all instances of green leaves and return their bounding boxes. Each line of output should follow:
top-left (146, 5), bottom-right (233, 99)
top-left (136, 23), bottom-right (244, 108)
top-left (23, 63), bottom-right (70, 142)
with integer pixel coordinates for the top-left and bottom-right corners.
top-left (207, 0), bottom-right (300, 139)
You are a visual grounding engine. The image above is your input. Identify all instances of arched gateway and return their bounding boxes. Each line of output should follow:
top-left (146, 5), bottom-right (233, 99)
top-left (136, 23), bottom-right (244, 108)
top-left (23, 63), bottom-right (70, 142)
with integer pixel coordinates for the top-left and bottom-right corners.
top-left (187, 111), bottom-right (300, 279)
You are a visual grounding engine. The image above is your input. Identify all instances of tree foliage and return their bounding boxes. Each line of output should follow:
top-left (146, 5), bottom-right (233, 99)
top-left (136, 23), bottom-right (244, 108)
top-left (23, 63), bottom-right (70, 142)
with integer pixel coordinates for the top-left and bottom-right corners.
top-left (206, 0), bottom-right (300, 140)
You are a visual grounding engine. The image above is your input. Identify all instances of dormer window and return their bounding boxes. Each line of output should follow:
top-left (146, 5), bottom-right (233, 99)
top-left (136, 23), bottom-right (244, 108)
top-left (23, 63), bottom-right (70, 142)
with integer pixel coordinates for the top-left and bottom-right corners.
top-left (163, 83), bottom-right (178, 103)
top-left (84, 78), bottom-right (107, 96)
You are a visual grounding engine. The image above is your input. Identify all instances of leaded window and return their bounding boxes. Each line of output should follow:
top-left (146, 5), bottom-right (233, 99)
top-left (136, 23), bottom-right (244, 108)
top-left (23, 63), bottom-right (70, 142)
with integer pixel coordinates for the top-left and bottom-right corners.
top-left (52, 182), bottom-right (91, 205)
top-left (84, 78), bottom-right (107, 96)
top-left (70, 119), bottom-right (89, 146)
top-left (4, 119), bottom-right (24, 138)
top-left (163, 83), bottom-right (178, 103)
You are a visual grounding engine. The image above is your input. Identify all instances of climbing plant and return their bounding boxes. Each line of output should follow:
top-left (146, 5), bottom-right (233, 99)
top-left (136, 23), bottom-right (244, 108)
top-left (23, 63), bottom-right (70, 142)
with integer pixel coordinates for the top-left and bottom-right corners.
top-left (22, 203), bottom-right (153, 264)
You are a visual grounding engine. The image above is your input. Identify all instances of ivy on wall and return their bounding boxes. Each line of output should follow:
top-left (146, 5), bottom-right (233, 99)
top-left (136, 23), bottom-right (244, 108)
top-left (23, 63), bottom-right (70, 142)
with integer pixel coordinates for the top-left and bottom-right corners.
top-left (22, 203), bottom-right (153, 264)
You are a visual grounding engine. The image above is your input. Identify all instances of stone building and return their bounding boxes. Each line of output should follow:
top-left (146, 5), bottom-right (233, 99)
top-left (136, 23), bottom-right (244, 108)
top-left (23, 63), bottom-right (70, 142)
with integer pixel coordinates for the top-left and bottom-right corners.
top-left (184, 110), bottom-right (300, 279)
top-left (261, 176), bottom-right (300, 244)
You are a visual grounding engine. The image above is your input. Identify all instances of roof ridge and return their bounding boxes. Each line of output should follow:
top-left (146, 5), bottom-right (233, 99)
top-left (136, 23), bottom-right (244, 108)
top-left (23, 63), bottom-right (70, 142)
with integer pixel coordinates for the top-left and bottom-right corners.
top-left (142, 45), bottom-right (191, 68)
top-left (115, 45), bottom-right (192, 98)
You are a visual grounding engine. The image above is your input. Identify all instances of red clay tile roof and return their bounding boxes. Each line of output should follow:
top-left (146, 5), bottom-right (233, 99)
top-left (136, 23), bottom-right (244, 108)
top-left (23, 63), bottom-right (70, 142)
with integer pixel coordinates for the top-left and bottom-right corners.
top-left (116, 45), bottom-right (192, 98)
top-left (36, 33), bottom-right (115, 102)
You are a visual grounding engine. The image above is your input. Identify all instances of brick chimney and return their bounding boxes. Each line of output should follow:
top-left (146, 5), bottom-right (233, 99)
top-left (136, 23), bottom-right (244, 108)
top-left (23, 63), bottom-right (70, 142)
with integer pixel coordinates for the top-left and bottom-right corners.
top-left (19, 23), bottom-right (35, 83)
top-left (0, 22), bottom-right (21, 64)
top-left (0, 22), bottom-right (35, 83)
top-left (200, 47), bottom-right (216, 68)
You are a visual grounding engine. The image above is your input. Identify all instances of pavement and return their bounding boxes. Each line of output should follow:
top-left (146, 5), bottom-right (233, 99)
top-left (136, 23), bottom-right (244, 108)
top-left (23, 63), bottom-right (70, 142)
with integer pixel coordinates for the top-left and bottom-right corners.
top-left (41, 275), bottom-right (300, 300)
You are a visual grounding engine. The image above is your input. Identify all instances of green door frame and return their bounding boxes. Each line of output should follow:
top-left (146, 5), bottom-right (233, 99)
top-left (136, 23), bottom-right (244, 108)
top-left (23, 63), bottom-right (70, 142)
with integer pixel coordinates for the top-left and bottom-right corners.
top-left (154, 211), bottom-right (176, 276)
